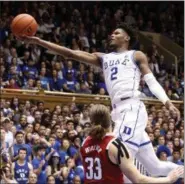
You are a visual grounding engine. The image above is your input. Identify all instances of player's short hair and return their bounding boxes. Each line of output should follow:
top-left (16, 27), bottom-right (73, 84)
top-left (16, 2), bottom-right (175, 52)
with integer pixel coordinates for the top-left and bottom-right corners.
top-left (116, 22), bottom-right (136, 46)
top-left (66, 119), bottom-right (75, 125)
top-left (18, 147), bottom-right (27, 154)
top-left (15, 131), bottom-right (24, 137)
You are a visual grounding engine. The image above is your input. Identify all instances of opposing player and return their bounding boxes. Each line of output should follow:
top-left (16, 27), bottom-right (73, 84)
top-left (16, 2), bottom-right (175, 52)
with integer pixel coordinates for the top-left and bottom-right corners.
top-left (80, 104), bottom-right (183, 184)
top-left (18, 23), bottom-right (181, 176)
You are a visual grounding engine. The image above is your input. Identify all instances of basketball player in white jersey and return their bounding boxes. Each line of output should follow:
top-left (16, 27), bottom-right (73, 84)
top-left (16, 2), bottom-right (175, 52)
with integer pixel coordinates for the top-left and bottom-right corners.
top-left (18, 23), bottom-right (181, 177)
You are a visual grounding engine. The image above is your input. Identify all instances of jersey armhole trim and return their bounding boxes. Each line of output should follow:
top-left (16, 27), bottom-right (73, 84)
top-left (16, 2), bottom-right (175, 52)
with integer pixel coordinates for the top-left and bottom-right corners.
top-left (132, 50), bottom-right (140, 69)
top-left (81, 136), bottom-right (90, 147)
top-left (99, 55), bottom-right (104, 69)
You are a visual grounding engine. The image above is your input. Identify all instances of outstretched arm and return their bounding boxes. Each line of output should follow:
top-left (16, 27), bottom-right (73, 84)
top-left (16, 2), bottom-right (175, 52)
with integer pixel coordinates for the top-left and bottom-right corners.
top-left (108, 138), bottom-right (183, 183)
top-left (134, 51), bottom-right (180, 120)
top-left (17, 36), bottom-right (103, 67)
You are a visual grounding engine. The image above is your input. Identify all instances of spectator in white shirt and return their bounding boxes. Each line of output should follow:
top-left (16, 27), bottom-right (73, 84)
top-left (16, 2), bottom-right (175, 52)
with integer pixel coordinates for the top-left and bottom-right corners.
top-left (79, 108), bottom-right (90, 126)
top-left (2, 118), bottom-right (14, 146)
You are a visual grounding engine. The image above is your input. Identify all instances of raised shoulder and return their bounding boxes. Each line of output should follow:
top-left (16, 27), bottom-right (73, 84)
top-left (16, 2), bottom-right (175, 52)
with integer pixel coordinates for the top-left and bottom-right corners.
top-left (133, 51), bottom-right (152, 75)
top-left (134, 51), bottom-right (148, 63)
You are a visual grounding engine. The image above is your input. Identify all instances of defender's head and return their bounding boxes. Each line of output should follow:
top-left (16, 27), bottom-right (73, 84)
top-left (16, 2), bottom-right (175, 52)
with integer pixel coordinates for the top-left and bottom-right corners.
top-left (89, 104), bottom-right (111, 139)
top-left (109, 23), bottom-right (136, 49)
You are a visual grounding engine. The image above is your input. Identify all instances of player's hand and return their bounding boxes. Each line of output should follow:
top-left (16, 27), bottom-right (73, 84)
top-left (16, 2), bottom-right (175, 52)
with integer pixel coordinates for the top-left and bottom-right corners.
top-left (16, 35), bottom-right (40, 44)
top-left (50, 148), bottom-right (55, 153)
top-left (165, 101), bottom-right (180, 121)
top-left (40, 160), bottom-right (45, 167)
top-left (167, 166), bottom-right (184, 183)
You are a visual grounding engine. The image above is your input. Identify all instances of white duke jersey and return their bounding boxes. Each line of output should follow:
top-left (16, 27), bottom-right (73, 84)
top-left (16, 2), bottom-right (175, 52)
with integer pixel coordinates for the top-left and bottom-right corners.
top-left (101, 50), bottom-right (141, 104)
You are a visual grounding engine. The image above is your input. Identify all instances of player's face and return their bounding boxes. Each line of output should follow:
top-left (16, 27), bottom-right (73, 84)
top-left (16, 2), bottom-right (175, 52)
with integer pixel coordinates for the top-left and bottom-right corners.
top-left (29, 173), bottom-right (37, 184)
top-left (16, 134), bottom-right (24, 144)
top-left (47, 176), bottom-right (55, 184)
top-left (19, 150), bottom-right (26, 160)
top-left (109, 28), bottom-right (129, 47)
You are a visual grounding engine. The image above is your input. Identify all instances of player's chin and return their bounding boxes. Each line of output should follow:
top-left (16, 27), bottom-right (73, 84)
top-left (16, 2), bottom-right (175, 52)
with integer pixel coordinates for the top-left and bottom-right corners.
top-left (108, 41), bottom-right (115, 47)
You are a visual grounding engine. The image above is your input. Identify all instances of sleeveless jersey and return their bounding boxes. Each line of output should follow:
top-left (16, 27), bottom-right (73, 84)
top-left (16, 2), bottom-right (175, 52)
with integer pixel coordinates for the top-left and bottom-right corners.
top-left (80, 134), bottom-right (124, 184)
top-left (101, 50), bottom-right (141, 104)
top-left (14, 161), bottom-right (29, 184)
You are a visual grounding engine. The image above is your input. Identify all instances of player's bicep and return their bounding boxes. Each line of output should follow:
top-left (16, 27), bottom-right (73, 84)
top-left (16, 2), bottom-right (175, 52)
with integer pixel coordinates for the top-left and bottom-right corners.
top-left (72, 51), bottom-right (102, 67)
top-left (134, 51), bottom-right (152, 76)
top-left (107, 138), bottom-right (130, 165)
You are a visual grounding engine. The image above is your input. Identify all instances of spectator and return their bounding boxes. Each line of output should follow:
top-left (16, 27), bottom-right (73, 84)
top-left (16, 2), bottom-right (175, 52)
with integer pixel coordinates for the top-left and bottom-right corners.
top-left (62, 71), bottom-right (79, 93)
top-left (2, 118), bottom-right (14, 146)
top-left (0, 128), bottom-right (12, 168)
top-left (47, 175), bottom-right (56, 184)
top-left (63, 157), bottom-right (80, 184)
top-left (22, 59), bottom-right (38, 82)
top-left (27, 172), bottom-right (38, 184)
top-left (79, 107), bottom-right (90, 126)
top-left (157, 135), bottom-right (165, 146)
top-left (13, 131), bottom-right (32, 162)
top-left (32, 145), bottom-right (48, 184)
top-left (63, 60), bottom-right (76, 80)
top-left (5, 78), bottom-right (20, 89)
top-left (0, 166), bottom-right (18, 184)
top-left (49, 69), bottom-right (63, 91)
top-left (172, 150), bottom-right (184, 165)
top-left (12, 148), bottom-right (33, 184)
top-left (56, 128), bottom-right (64, 143)
top-left (76, 82), bottom-right (91, 94)
top-left (47, 152), bottom-right (63, 184)
top-left (73, 175), bottom-right (81, 184)
top-left (39, 67), bottom-right (50, 90)
top-left (16, 115), bottom-right (28, 131)
top-left (0, 1), bottom-right (184, 183)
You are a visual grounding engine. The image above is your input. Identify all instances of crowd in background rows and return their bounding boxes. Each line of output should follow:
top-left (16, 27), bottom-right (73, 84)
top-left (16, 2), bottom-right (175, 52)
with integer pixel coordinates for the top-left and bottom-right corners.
top-left (0, 98), bottom-right (184, 184)
top-left (0, 2), bottom-right (184, 184)
top-left (0, 1), bottom-right (184, 100)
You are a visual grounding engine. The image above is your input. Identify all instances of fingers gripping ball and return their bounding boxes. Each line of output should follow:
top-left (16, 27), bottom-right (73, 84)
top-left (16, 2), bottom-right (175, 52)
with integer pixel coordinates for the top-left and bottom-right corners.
top-left (11, 14), bottom-right (38, 37)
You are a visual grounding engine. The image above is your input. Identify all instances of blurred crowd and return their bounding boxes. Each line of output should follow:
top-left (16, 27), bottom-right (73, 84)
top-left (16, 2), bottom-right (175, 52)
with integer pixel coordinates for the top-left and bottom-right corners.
top-left (0, 2), bottom-right (184, 184)
top-left (0, 1), bottom-right (184, 100)
top-left (0, 98), bottom-right (184, 184)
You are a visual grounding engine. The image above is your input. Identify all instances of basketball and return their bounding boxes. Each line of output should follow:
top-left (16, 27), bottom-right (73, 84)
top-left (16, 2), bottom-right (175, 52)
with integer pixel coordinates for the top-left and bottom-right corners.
top-left (11, 14), bottom-right (38, 37)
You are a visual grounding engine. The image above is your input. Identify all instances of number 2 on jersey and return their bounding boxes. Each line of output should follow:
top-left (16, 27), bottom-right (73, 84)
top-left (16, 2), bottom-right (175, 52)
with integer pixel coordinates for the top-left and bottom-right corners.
top-left (111, 67), bottom-right (118, 80)
top-left (85, 157), bottom-right (102, 180)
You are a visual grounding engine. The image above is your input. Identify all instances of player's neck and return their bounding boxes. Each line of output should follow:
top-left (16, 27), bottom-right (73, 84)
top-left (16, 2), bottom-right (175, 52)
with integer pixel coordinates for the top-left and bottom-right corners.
top-left (18, 159), bottom-right (25, 165)
top-left (106, 127), bottom-right (112, 134)
top-left (116, 45), bottom-right (129, 53)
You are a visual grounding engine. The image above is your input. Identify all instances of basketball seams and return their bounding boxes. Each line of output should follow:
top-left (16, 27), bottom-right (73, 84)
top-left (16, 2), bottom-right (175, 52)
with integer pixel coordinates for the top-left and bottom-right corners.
top-left (11, 14), bottom-right (37, 36)
top-left (17, 19), bottom-right (36, 35)
top-left (11, 15), bottom-right (30, 31)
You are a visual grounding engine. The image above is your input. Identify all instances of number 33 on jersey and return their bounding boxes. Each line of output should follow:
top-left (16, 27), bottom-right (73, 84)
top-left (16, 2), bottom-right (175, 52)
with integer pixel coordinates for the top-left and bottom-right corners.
top-left (80, 135), bottom-right (124, 184)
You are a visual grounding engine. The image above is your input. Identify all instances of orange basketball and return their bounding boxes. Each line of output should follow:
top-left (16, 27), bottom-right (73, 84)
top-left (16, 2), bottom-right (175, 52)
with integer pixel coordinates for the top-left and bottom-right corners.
top-left (11, 14), bottom-right (38, 37)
